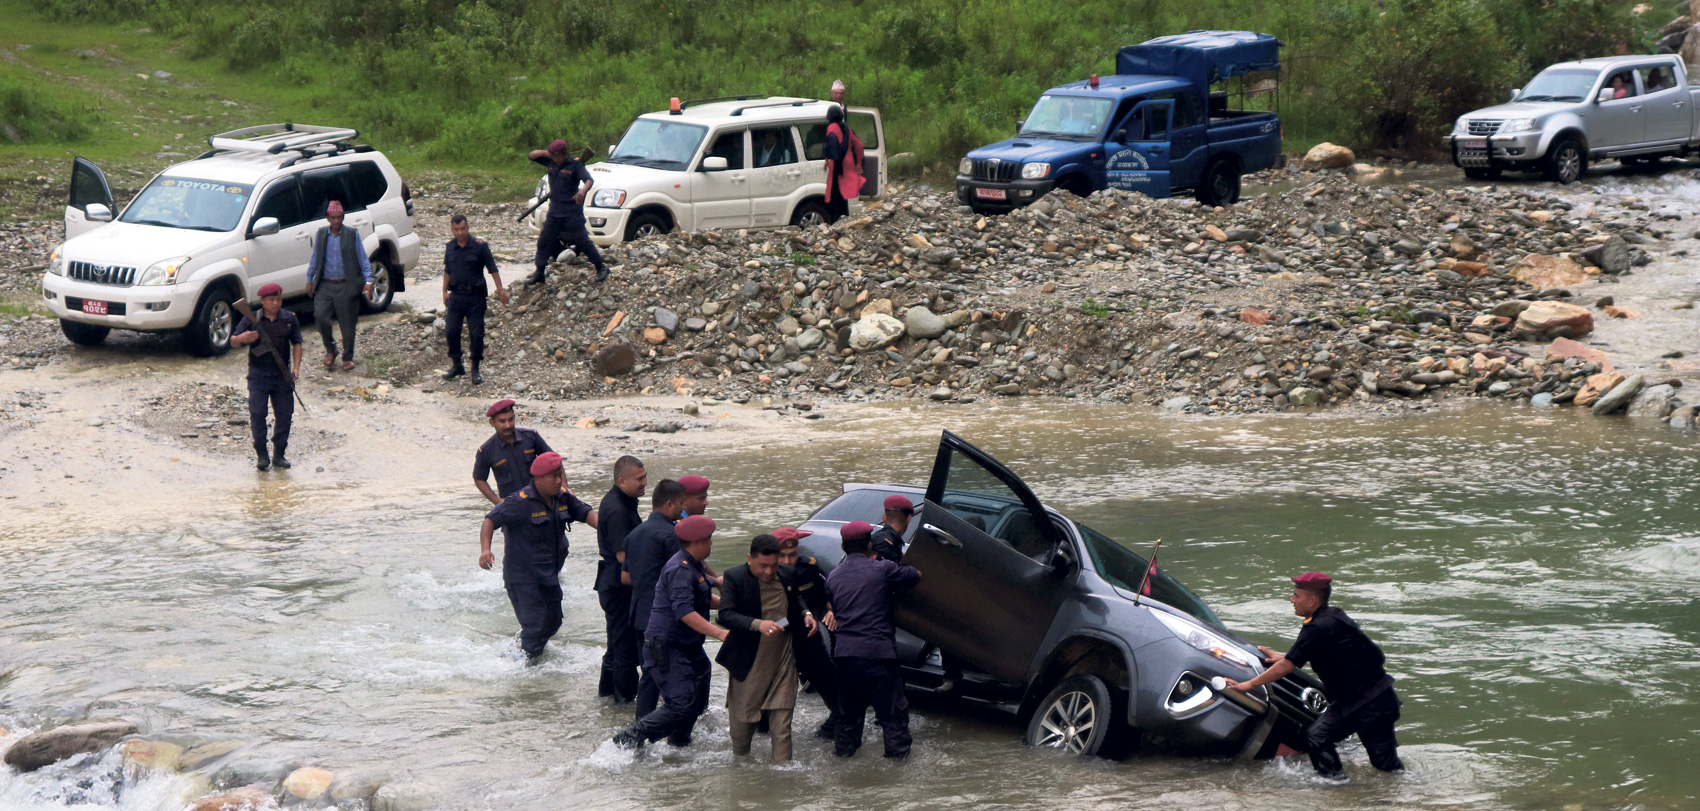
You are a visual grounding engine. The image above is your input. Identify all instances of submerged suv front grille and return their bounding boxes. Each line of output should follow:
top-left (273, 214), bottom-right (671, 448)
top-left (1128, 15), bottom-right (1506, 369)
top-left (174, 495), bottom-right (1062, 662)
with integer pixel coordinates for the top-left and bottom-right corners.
top-left (68, 261), bottom-right (139, 286)
top-left (1267, 673), bottom-right (1328, 727)
top-left (1467, 120), bottom-right (1502, 136)
top-left (971, 159), bottom-right (1021, 182)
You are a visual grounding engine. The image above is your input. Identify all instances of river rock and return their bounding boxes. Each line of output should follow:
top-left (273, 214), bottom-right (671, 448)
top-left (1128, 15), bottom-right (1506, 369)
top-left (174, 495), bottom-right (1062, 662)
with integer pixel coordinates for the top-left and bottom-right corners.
top-left (652, 307), bottom-right (679, 335)
top-left (1301, 142), bottom-right (1355, 170)
top-left (1288, 386), bottom-right (1322, 406)
top-left (776, 315), bottom-right (800, 336)
top-left (1492, 300), bottom-right (1534, 318)
top-left (373, 781), bottom-right (444, 811)
top-left (1159, 311), bottom-right (1198, 331)
top-left (1239, 307), bottom-right (1271, 325)
top-left (642, 326), bottom-right (668, 345)
top-left (1591, 374), bottom-right (1646, 415)
top-left (121, 739), bottom-right (183, 773)
top-left (1545, 337), bottom-right (1612, 370)
top-left (683, 317), bottom-right (707, 332)
top-left (1575, 371), bottom-right (1625, 408)
top-left (1579, 235), bottom-right (1631, 274)
top-left (1224, 228), bottom-right (1262, 242)
top-left (1160, 395), bottom-right (1193, 412)
top-left (330, 770), bottom-right (391, 804)
top-left (592, 343), bottom-right (637, 377)
top-left (1449, 232), bottom-right (1478, 259)
top-left (189, 788), bottom-right (278, 811)
top-left (3, 720), bottom-right (138, 772)
top-left (282, 767), bottom-right (334, 802)
top-left (178, 741), bottom-right (248, 771)
top-left (1516, 300), bottom-right (1594, 338)
top-left (1627, 383), bottom-right (1677, 418)
top-left (928, 385), bottom-right (954, 401)
top-left (849, 314), bottom-right (904, 352)
top-left (862, 298), bottom-right (894, 317)
top-left (1510, 254), bottom-right (1593, 289)
top-left (795, 327), bottom-right (824, 351)
top-left (903, 306), bottom-right (947, 339)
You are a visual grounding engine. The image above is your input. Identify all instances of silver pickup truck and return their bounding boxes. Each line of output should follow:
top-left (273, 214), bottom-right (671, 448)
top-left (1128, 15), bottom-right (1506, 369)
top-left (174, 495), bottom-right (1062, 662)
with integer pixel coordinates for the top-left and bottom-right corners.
top-left (1449, 54), bottom-right (1700, 184)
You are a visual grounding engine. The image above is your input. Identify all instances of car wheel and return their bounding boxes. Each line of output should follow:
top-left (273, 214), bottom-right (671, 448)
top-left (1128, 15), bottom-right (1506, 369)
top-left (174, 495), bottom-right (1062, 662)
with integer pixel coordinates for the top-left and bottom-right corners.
top-left (60, 319), bottom-right (110, 346)
top-left (1195, 160), bottom-right (1241, 206)
top-left (625, 211), bottom-right (670, 242)
top-left (360, 258), bottom-right (396, 314)
top-left (790, 199), bottom-right (829, 229)
top-left (1545, 136), bottom-right (1585, 184)
top-left (1025, 674), bottom-right (1115, 757)
top-left (187, 287), bottom-right (235, 357)
top-left (1462, 167), bottom-right (1503, 181)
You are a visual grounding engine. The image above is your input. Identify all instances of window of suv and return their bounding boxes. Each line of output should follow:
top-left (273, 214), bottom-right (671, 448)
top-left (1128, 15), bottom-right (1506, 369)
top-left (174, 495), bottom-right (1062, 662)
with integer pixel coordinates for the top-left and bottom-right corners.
top-left (802, 123), bottom-right (828, 161)
top-left (299, 165), bottom-right (359, 218)
top-left (751, 127), bottom-right (798, 167)
top-left (703, 130), bottom-right (746, 170)
top-left (119, 176), bottom-right (253, 232)
top-left (1075, 522), bottom-right (1223, 629)
top-left (1149, 91), bottom-right (1202, 129)
top-left (348, 161), bottom-right (389, 208)
top-left (253, 176), bottom-right (306, 229)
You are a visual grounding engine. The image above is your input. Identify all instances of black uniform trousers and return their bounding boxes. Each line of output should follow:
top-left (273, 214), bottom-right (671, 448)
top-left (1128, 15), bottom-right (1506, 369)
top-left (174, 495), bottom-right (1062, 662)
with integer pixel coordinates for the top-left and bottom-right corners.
top-left (629, 643), bottom-right (711, 744)
top-left (444, 293), bottom-right (487, 364)
top-left (833, 657), bottom-right (911, 758)
top-left (247, 368), bottom-right (294, 446)
top-left (535, 216), bottom-right (606, 274)
top-left (506, 581), bottom-right (564, 658)
top-left (633, 641), bottom-right (661, 720)
top-left (1305, 687), bottom-right (1404, 777)
top-left (794, 632), bottom-right (841, 722)
top-left (598, 584), bottom-right (640, 701)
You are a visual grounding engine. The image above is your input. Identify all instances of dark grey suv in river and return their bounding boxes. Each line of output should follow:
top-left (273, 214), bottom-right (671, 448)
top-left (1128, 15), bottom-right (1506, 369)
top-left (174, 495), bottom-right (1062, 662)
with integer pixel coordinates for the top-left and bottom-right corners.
top-left (793, 430), bottom-right (1328, 759)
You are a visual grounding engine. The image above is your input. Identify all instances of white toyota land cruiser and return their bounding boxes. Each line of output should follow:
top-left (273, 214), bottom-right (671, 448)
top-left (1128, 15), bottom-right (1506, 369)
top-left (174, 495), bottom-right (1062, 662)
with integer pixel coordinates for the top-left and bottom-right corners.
top-left (525, 96), bottom-right (886, 245)
top-left (44, 124), bottom-right (421, 355)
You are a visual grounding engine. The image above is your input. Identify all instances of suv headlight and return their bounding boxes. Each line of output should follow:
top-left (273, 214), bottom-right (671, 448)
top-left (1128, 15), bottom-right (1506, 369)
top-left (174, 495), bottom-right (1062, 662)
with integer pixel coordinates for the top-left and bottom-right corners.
top-left (1151, 610), bottom-right (1260, 670)
top-left (1499, 118), bottom-right (1536, 134)
top-left (1453, 118), bottom-right (1470, 135)
top-left (1022, 162), bottom-right (1051, 180)
top-left (958, 157), bottom-right (973, 175)
top-left (137, 256), bottom-right (188, 286)
top-left (592, 188), bottom-right (626, 208)
top-left (48, 249), bottom-right (65, 276)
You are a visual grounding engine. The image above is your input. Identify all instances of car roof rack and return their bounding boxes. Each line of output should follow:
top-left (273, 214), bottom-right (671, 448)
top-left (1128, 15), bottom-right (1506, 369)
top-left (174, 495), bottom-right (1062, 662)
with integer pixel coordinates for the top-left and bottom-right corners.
top-left (679, 95), bottom-right (762, 110)
top-left (730, 99), bottom-right (821, 117)
top-left (206, 123), bottom-right (360, 156)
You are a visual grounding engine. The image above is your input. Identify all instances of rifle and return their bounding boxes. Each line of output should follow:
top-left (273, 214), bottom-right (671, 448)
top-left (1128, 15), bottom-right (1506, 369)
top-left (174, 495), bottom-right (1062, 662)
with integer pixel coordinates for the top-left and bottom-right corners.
top-left (516, 146), bottom-right (596, 223)
top-left (231, 298), bottom-right (313, 417)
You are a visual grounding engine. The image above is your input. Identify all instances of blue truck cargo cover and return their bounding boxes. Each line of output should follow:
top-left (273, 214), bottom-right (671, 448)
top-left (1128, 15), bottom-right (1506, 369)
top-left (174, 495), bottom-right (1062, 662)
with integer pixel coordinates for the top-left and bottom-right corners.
top-left (1115, 30), bottom-right (1280, 88)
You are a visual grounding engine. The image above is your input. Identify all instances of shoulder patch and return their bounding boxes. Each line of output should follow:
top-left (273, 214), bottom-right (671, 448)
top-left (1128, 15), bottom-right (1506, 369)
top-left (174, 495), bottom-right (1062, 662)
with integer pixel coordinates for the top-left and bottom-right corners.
top-left (517, 490), bottom-right (528, 498)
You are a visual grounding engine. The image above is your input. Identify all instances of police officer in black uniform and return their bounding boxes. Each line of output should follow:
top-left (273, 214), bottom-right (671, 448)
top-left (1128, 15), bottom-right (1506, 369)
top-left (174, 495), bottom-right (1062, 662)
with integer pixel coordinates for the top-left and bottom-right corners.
top-left (869, 494), bottom-right (914, 563)
top-left (528, 139), bottom-right (611, 285)
top-left (231, 282), bottom-right (303, 472)
top-left (621, 478), bottom-right (687, 720)
top-left (1225, 572), bottom-right (1405, 780)
top-left (440, 214), bottom-right (509, 385)
top-left (774, 527), bottom-right (843, 739)
top-left (479, 451), bottom-right (598, 660)
top-left (474, 399), bottom-right (555, 504)
top-left (596, 455), bottom-right (647, 702)
top-left (612, 515), bottom-right (726, 750)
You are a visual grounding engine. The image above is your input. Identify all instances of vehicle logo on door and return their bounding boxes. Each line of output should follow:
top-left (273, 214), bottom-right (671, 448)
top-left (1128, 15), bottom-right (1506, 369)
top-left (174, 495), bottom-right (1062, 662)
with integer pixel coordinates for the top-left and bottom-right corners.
top-left (1300, 687), bottom-right (1329, 713)
top-left (1260, 122), bottom-right (1278, 134)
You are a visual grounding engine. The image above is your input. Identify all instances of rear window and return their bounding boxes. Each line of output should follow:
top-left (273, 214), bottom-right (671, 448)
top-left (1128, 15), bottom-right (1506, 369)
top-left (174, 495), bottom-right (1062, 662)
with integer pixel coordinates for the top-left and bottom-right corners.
top-left (809, 488), bottom-right (911, 524)
top-left (299, 165), bottom-right (358, 217)
top-left (348, 161), bottom-right (389, 208)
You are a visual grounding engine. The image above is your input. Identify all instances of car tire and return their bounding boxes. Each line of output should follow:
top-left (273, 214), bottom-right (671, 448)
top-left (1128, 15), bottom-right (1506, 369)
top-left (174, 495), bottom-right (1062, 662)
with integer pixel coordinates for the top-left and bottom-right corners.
top-left (789, 200), bottom-right (829, 229)
top-left (1463, 167), bottom-right (1503, 181)
top-left (60, 319), bottom-right (110, 347)
top-left (625, 210), bottom-right (670, 242)
top-left (186, 287), bottom-right (235, 357)
top-left (1025, 674), bottom-right (1116, 757)
top-left (360, 257), bottom-right (396, 314)
top-left (1195, 160), bottom-right (1242, 206)
top-left (1545, 136), bottom-right (1585, 184)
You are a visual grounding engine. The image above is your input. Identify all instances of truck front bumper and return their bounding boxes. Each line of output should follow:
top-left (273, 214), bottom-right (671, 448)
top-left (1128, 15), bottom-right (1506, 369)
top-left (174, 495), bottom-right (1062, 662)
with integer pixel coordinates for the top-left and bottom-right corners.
top-left (1448, 132), bottom-right (1543, 169)
top-left (955, 176), bottom-right (1056, 210)
top-left (41, 274), bottom-right (194, 331)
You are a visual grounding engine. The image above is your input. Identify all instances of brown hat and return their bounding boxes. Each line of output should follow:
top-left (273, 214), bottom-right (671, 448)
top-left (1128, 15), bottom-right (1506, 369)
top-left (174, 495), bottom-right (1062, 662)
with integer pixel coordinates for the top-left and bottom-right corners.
top-left (840, 520), bottom-right (874, 541)
top-left (676, 515), bottom-right (716, 544)
top-left (547, 139), bottom-right (569, 154)
top-left (883, 495), bottom-right (915, 514)
top-left (679, 475), bottom-right (710, 494)
top-left (1292, 572), bottom-right (1333, 591)
top-left (486, 399), bottom-right (516, 418)
top-left (771, 527), bottom-right (814, 548)
top-left (529, 451), bottom-right (563, 477)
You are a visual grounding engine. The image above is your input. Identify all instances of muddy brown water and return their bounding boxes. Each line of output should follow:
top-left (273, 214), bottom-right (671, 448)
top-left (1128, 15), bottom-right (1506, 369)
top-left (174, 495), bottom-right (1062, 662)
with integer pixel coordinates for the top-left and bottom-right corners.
top-left (3, 397), bottom-right (1699, 810)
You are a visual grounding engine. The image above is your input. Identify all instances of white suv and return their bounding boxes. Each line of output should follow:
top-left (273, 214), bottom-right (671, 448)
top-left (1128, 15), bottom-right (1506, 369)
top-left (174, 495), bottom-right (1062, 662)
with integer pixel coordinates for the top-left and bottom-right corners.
top-left (526, 96), bottom-right (886, 245)
top-left (44, 124), bottom-right (422, 355)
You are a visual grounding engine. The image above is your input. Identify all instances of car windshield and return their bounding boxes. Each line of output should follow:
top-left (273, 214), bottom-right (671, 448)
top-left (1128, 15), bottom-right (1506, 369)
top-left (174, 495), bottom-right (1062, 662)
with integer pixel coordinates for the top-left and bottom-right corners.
top-left (1020, 95), bottom-right (1113, 140)
top-left (119, 176), bottom-right (252, 232)
top-left (606, 119), bottom-right (709, 171)
top-left (1515, 68), bottom-right (1601, 102)
top-left (1075, 522), bottom-right (1223, 629)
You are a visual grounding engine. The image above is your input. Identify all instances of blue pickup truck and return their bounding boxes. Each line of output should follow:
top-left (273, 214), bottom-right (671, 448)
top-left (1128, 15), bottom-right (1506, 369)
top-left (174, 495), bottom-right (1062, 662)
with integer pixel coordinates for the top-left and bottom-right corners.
top-left (956, 30), bottom-right (1283, 212)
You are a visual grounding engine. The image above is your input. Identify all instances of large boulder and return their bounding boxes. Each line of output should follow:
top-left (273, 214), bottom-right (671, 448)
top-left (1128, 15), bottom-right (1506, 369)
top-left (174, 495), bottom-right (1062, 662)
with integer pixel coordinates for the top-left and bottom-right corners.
top-left (1682, 25), bottom-right (1700, 70)
top-left (120, 739), bottom-right (183, 774)
top-left (1302, 142), bottom-right (1356, 170)
top-left (282, 767), bottom-right (335, 802)
top-left (1591, 374), bottom-right (1646, 415)
top-left (1579, 236), bottom-right (1631, 274)
top-left (903, 306), bottom-right (947, 339)
top-left (1575, 371), bottom-right (1626, 408)
top-left (1516, 300), bottom-right (1594, 338)
top-left (1627, 383), bottom-right (1678, 418)
top-left (1545, 337), bottom-right (1612, 371)
top-left (3, 721), bottom-right (137, 772)
top-left (1510, 254), bottom-right (1594, 289)
top-left (591, 343), bottom-right (637, 377)
top-left (848, 314), bottom-right (905, 352)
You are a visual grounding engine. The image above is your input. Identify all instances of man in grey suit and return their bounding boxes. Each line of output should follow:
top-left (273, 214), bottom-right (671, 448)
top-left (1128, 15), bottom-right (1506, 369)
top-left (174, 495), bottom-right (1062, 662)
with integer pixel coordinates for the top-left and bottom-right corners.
top-left (304, 200), bottom-right (371, 372)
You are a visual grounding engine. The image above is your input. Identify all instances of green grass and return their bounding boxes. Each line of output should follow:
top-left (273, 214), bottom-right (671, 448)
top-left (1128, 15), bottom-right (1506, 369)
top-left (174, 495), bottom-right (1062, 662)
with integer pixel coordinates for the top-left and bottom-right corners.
top-left (788, 252), bottom-right (817, 266)
top-left (1079, 298), bottom-right (1110, 318)
top-left (0, 299), bottom-right (39, 318)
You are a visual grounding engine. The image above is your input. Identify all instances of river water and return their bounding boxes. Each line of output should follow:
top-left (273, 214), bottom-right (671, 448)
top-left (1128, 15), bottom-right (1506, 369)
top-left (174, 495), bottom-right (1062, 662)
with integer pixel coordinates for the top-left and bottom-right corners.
top-left (3, 398), bottom-right (1698, 810)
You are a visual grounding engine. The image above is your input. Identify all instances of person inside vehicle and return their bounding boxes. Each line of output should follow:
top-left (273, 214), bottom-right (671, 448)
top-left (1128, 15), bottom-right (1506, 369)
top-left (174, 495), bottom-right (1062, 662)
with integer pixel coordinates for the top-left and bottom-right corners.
top-left (1059, 99), bottom-right (1096, 135)
top-left (1645, 67), bottom-right (1674, 92)
top-left (755, 129), bottom-right (793, 168)
top-left (1608, 73), bottom-right (1632, 99)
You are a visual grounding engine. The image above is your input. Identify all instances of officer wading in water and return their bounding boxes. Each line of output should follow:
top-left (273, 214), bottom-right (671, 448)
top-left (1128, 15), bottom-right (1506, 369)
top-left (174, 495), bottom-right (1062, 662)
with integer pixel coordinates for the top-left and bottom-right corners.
top-left (1224, 572), bottom-right (1405, 780)
top-left (479, 451), bottom-right (599, 660)
top-left (528, 139), bottom-right (611, 285)
top-left (474, 399), bottom-right (555, 504)
top-left (231, 282), bottom-right (303, 471)
top-left (440, 214), bottom-right (509, 385)
top-left (613, 515), bottom-right (726, 750)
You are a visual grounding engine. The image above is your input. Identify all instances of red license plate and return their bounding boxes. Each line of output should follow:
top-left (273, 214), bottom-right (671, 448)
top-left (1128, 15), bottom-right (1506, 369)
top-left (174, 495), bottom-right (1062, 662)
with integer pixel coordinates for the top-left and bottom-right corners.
top-left (1461, 139), bottom-right (1486, 149)
top-left (976, 187), bottom-right (1008, 200)
top-left (81, 300), bottom-right (109, 315)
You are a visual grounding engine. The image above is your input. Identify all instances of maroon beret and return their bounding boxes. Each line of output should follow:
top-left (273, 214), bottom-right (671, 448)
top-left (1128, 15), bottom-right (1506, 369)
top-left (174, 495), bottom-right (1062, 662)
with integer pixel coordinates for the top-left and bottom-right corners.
top-left (547, 139), bottom-right (569, 154)
top-left (1292, 572), bottom-right (1333, 591)
top-left (486, 399), bottom-right (516, 418)
top-left (840, 520), bottom-right (874, 541)
top-left (883, 494), bottom-right (915, 513)
top-left (679, 475), bottom-right (710, 494)
top-left (256, 283), bottom-right (283, 297)
top-left (676, 515), bottom-right (716, 544)
top-left (771, 527), bottom-right (813, 547)
top-left (530, 451), bottom-right (563, 477)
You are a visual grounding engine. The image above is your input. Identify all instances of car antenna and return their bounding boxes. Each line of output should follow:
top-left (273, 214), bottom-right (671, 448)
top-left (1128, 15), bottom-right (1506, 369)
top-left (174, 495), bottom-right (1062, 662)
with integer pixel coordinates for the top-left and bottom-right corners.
top-left (1132, 538), bottom-right (1162, 607)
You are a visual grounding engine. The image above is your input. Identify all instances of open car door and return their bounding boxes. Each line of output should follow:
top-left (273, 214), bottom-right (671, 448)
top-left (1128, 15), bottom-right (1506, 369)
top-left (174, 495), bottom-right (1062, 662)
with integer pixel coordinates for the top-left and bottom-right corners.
top-left (895, 430), bottom-right (1071, 685)
top-left (65, 157), bottom-right (116, 240)
top-left (847, 107), bottom-right (886, 200)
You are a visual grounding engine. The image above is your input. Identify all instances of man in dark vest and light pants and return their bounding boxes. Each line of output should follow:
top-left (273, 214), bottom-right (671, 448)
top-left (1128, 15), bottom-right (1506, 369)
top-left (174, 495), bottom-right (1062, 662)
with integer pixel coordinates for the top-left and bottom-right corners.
top-left (305, 200), bottom-right (372, 372)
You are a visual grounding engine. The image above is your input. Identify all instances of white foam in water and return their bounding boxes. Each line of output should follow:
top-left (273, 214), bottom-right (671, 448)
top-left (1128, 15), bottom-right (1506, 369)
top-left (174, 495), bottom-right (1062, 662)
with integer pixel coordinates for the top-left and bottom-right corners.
top-left (580, 738), bottom-right (641, 770)
top-left (0, 745), bottom-right (192, 811)
top-left (397, 569), bottom-right (506, 612)
top-left (320, 626), bottom-right (601, 684)
top-left (1614, 537), bottom-right (1700, 581)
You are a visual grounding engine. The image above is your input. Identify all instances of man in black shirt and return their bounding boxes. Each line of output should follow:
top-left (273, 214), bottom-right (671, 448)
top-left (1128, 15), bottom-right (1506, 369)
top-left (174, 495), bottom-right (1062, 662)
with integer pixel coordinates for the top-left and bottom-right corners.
top-left (1225, 572), bottom-right (1404, 779)
top-left (440, 214), bottom-right (508, 384)
top-left (527, 139), bottom-right (610, 285)
top-left (622, 478), bottom-right (688, 719)
top-left (595, 455), bottom-right (646, 702)
top-left (231, 283), bottom-right (303, 471)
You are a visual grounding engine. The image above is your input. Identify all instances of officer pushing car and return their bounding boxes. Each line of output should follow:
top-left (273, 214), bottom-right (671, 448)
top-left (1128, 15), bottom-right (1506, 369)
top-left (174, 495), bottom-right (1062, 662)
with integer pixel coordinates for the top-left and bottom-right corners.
top-left (527, 139), bottom-right (611, 285)
top-left (478, 451), bottom-right (599, 661)
top-left (440, 214), bottom-right (508, 385)
top-left (869, 494), bottom-right (913, 563)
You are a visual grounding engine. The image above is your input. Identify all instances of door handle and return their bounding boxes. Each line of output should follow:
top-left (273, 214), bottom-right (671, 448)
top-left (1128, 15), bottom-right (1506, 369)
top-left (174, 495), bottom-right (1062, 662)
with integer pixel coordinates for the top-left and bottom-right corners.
top-left (1676, 102), bottom-right (1686, 108)
top-left (1631, 106), bottom-right (1642, 113)
top-left (1149, 146), bottom-right (1167, 153)
top-left (730, 174), bottom-right (746, 182)
top-left (924, 524), bottom-right (962, 548)
top-left (786, 170), bottom-right (802, 177)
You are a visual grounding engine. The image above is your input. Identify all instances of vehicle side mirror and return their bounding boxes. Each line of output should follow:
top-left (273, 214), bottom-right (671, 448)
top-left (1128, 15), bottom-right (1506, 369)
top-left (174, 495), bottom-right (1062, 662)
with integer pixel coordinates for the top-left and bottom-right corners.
top-left (249, 216), bottom-right (280, 237)
top-left (702, 156), bottom-right (729, 171)
top-left (1016, 119), bottom-right (1025, 132)
top-left (1597, 88), bottom-right (1614, 103)
top-left (1115, 128), bottom-right (1128, 143)
top-left (85, 203), bottom-right (112, 222)
top-left (1509, 89), bottom-right (1519, 102)
top-left (608, 144), bottom-right (616, 158)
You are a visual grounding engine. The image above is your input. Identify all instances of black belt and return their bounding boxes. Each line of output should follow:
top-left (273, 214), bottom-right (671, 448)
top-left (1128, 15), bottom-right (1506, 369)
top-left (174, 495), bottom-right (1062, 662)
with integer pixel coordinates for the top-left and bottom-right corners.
top-left (449, 285), bottom-right (486, 295)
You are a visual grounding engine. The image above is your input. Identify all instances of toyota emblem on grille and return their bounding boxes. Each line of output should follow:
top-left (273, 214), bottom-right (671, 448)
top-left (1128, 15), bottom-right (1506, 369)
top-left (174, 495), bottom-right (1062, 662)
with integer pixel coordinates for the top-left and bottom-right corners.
top-left (987, 158), bottom-right (1000, 167)
top-left (1300, 686), bottom-right (1329, 714)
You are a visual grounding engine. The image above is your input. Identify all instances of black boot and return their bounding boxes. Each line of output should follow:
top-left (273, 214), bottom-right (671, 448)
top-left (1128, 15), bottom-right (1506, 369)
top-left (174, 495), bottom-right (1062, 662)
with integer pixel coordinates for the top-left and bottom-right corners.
top-left (611, 729), bottom-right (644, 751)
top-left (254, 441), bottom-right (271, 472)
top-left (272, 441), bottom-right (291, 469)
top-left (470, 362), bottom-right (483, 385)
top-left (526, 269), bottom-right (546, 285)
top-left (595, 265), bottom-right (611, 283)
top-left (442, 359), bottom-right (465, 381)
